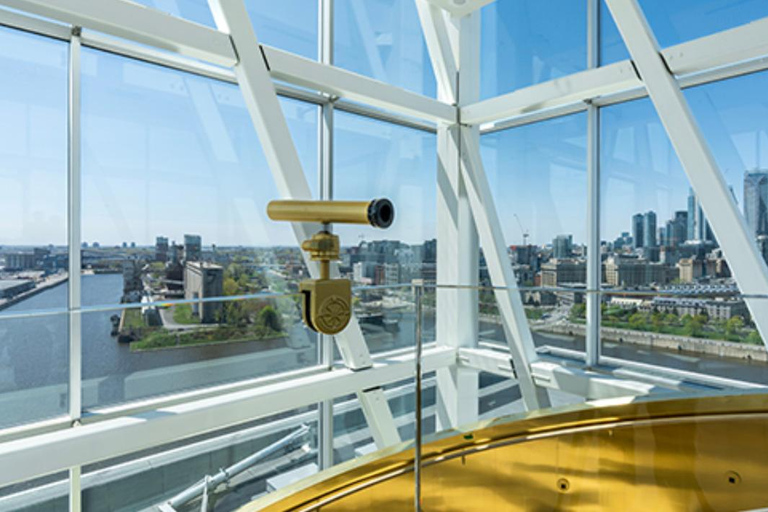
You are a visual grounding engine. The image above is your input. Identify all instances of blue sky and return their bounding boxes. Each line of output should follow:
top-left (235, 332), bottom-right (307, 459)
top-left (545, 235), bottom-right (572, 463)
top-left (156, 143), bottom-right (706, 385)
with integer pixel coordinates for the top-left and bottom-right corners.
top-left (2, 0), bottom-right (768, 247)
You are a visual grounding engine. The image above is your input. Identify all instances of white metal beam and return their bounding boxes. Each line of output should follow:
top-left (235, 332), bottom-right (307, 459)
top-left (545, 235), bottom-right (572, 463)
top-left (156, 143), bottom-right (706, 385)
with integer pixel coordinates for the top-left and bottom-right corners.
top-left (459, 128), bottom-right (551, 410)
top-left (415, 0), bottom-right (458, 103)
top-left (458, 348), bottom-right (662, 399)
top-left (605, 0), bottom-right (768, 350)
top-left (417, 1), bottom-right (481, 429)
top-left (208, 0), bottom-right (400, 448)
top-left (0, 347), bottom-right (455, 488)
top-left (0, 0), bottom-right (237, 66)
top-left (585, 0), bottom-right (601, 368)
top-left (263, 46), bottom-right (455, 124)
top-left (425, 0), bottom-right (495, 18)
top-left (0, 0), bottom-right (453, 125)
top-left (462, 61), bottom-right (641, 126)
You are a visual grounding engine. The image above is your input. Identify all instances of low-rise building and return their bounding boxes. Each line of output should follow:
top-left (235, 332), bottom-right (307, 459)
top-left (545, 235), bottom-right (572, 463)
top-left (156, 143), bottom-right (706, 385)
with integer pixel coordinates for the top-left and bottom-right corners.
top-left (184, 261), bottom-right (224, 323)
top-left (540, 259), bottom-right (586, 287)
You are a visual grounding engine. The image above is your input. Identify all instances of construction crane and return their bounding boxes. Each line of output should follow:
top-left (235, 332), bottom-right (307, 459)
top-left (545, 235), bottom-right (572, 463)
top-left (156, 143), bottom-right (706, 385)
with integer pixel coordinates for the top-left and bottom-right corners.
top-left (514, 214), bottom-right (529, 246)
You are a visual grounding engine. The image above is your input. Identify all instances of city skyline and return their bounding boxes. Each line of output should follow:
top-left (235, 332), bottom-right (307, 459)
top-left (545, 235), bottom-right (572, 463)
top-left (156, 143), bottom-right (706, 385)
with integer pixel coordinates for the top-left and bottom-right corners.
top-left (5, 3), bottom-right (768, 247)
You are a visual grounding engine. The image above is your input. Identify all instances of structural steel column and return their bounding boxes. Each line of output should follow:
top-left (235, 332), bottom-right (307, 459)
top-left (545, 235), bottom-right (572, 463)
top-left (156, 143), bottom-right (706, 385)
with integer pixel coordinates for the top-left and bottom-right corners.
top-left (606, 0), bottom-right (768, 349)
top-left (67, 26), bottom-right (83, 512)
top-left (316, 0), bottom-right (336, 471)
top-left (417, 1), bottom-right (480, 429)
top-left (585, 0), bottom-right (601, 367)
top-left (208, 0), bottom-right (400, 448)
top-left (417, 2), bottom-right (548, 413)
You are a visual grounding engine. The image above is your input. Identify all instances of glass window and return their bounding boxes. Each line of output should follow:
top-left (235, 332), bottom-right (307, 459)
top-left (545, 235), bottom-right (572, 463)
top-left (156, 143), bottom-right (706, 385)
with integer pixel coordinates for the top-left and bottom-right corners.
top-left (80, 49), bottom-right (320, 410)
top-left (334, 111), bottom-right (437, 285)
top-left (79, 407), bottom-right (318, 510)
top-left (80, 49), bottom-right (318, 306)
top-left (480, 0), bottom-right (587, 100)
top-left (481, 115), bottom-right (587, 354)
top-left (334, 0), bottom-right (436, 97)
top-left (599, 96), bottom-right (768, 384)
top-left (0, 27), bottom-right (69, 428)
top-left (600, 0), bottom-right (768, 66)
top-left (133, 0), bottom-right (318, 60)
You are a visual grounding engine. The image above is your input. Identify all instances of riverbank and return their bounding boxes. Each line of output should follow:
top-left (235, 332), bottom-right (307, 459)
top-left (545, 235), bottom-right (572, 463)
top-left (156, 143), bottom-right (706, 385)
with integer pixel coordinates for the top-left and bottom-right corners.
top-left (0, 274), bottom-right (68, 312)
top-left (542, 322), bottom-right (768, 363)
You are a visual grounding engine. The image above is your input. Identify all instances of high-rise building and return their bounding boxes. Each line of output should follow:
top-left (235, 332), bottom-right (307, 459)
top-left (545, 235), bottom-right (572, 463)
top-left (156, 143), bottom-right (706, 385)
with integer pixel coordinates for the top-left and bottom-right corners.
top-left (643, 211), bottom-right (657, 248)
top-left (687, 189), bottom-right (714, 243)
top-left (184, 234), bottom-right (202, 262)
top-left (155, 236), bottom-right (169, 262)
top-left (744, 171), bottom-right (768, 237)
top-left (665, 211), bottom-right (688, 247)
top-left (552, 234), bottom-right (573, 259)
top-left (632, 214), bottom-right (644, 249)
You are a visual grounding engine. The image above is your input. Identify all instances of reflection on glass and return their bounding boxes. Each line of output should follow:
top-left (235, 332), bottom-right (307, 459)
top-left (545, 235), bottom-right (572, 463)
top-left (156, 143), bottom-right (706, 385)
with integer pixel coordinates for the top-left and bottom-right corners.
top-left (600, 0), bottom-right (768, 66)
top-left (81, 48), bottom-right (317, 308)
top-left (333, 375), bottom-right (435, 465)
top-left (334, 0), bottom-right (436, 97)
top-left (480, 0), bottom-right (586, 99)
top-left (334, 111), bottom-right (437, 287)
top-left (131, 0), bottom-right (318, 59)
top-left (81, 294), bottom-right (317, 410)
top-left (0, 27), bottom-right (69, 428)
top-left (78, 408), bottom-right (318, 510)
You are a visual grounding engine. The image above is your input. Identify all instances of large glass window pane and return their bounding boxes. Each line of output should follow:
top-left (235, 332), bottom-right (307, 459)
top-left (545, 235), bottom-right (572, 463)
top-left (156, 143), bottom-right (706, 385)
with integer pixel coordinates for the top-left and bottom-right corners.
top-left (133, 0), bottom-right (318, 60)
top-left (0, 27), bottom-right (69, 427)
top-left (81, 48), bottom-right (317, 307)
top-left (599, 96), bottom-right (768, 384)
top-left (334, 0), bottom-right (436, 97)
top-left (480, 114), bottom-right (588, 354)
top-left (480, 0), bottom-right (586, 100)
top-left (600, 0), bottom-right (768, 66)
top-left (80, 49), bottom-right (319, 410)
top-left (334, 112), bottom-right (436, 353)
top-left (77, 407), bottom-right (318, 510)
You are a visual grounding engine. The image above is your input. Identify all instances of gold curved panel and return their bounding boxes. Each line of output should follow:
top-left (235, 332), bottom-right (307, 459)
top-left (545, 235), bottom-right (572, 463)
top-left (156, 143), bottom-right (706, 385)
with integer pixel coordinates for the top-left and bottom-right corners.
top-left (243, 393), bottom-right (768, 511)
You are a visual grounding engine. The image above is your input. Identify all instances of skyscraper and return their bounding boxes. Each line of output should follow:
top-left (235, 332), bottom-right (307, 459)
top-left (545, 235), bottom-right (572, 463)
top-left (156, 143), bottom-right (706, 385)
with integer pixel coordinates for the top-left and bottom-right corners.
top-left (632, 214), bottom-right (644, 249)
top-left (665, 211), bottom-right (687, 247)
top-left (552, 234), bottom-right (573, 259)
top-left (687, 189), bottom-right (714, 243)
top-left (643, 211), bottom-right (657, 248)
top-left (744, 171), bottom-right (768, 238)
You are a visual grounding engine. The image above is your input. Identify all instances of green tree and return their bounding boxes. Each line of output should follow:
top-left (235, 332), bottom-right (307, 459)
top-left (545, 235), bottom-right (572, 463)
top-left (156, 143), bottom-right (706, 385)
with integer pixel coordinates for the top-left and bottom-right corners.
top-left (725, 315), bottom-right (744, 336)
top-left (683, 315), bottom-right (704, 337)
top-left (257, 306), bottom-right (283, 332)
top-left (746, 331), bottom-right (763, 345)
top-left (628, 312), bottom-right (647, 331)
top-left (651, 312), bottom-right (664, 332)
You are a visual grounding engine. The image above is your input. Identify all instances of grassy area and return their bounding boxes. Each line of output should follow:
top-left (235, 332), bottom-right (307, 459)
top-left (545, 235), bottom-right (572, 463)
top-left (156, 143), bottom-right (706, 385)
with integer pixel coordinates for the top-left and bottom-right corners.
top-left (525, 308), bottom-right (545, 320)
top-left (130, 324), bottom-right (285, 351)
top-left (121, 308), bottom-right (144, 329)
top-left (569, 303), bottom-right (763, 345)
top-left (172, 303), bottom-right (200, 325)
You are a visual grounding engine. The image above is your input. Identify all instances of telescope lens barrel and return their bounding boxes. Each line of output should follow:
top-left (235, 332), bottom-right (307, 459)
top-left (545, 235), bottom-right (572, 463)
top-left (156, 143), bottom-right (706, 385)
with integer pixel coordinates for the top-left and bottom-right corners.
top-left (267, 199), bottom-right (394, 228)
top-left (367, 198), bottom-right (394, 229)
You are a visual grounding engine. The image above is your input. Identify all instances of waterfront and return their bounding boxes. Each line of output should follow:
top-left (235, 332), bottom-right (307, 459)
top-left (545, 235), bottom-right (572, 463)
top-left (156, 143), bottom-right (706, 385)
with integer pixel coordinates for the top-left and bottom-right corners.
top-left (1, 274), bottom-right (768, 429)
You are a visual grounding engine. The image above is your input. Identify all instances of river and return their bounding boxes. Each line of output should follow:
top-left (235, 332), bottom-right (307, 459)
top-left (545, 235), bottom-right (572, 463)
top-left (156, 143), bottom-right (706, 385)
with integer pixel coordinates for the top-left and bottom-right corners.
top-left (1, 274), bottom-right (767, 429)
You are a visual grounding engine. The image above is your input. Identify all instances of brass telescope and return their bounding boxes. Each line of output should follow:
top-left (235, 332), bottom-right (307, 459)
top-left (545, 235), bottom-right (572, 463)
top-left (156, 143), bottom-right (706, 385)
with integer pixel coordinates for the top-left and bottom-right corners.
top-left (267, 199), bottom-right (394, 228)
top-left (266, 198), bottom-right (394, 335)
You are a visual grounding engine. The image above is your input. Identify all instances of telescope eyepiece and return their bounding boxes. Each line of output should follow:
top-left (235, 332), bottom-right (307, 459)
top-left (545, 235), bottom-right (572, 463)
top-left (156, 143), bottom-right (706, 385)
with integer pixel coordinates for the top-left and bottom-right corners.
top-left (368, 198), bottom-right (394, 229)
